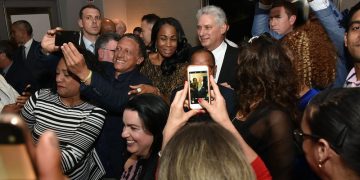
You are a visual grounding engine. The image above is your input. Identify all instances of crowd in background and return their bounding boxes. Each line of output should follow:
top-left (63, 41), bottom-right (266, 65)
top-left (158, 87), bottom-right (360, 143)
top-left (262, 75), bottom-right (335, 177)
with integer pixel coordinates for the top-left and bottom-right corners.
top-left (1, 0), bottom-right (360, 179)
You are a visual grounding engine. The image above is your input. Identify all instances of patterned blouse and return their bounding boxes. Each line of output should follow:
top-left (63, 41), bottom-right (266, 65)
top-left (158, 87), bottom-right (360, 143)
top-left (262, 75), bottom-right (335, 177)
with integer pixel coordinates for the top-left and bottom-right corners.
top-left (140, 58), bottom-right (187, 100)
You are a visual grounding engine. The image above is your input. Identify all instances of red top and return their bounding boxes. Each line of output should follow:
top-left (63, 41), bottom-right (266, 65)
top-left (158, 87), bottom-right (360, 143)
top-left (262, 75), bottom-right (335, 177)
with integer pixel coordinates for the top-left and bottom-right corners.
top-left (251, 156), bottom-right (272, 180)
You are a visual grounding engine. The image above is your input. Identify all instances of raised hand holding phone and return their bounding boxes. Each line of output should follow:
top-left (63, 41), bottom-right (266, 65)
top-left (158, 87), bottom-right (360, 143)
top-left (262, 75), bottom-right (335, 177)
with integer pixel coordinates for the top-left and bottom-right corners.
top-left (162, 81), bottom-right (200, 150)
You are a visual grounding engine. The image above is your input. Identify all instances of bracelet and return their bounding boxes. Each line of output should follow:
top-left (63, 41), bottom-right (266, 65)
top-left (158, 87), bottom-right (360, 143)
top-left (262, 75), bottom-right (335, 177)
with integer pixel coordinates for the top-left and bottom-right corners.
top-left (81, 70), bottom-right (92, 83)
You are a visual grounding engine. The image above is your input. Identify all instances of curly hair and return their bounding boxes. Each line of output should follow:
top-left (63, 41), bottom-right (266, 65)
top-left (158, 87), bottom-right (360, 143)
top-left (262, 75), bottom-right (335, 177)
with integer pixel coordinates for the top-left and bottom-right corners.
top-left (236, 34), bottom-right (299, 119)
top-left (281, 17), bottom-right (336, 89)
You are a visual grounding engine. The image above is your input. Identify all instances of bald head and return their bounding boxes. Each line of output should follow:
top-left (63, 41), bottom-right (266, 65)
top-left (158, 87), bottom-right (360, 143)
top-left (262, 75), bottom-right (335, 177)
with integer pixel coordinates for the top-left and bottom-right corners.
top-left (113, 19), bottom-right (127, 36)
top-left (101, 18), bottom-right (116, 34)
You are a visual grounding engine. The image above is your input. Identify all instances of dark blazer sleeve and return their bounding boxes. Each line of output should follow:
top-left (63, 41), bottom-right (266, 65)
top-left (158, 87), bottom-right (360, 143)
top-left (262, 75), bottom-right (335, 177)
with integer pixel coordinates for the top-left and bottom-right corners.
top-left (80, 70), bottom-right (152, 114)
top-left (4, 60), bottom-right (35, 94)
top-left (217, 45), bottom-right (239, 88)
top-left (219, 85), bottom-right (238, 119)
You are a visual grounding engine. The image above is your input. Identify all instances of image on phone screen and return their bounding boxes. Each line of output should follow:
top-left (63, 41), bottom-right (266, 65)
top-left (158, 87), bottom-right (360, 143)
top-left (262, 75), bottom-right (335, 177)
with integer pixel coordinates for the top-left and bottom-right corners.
top-left (189, 71), bottom-right (209, 104)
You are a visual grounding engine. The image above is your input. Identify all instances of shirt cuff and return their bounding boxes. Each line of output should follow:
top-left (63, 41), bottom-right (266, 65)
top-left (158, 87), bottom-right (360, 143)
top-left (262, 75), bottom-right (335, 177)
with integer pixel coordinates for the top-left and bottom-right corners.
top-left (259, 2), bottom-right (272, 10)
top-left (309, 0), bottom-right (330, 11)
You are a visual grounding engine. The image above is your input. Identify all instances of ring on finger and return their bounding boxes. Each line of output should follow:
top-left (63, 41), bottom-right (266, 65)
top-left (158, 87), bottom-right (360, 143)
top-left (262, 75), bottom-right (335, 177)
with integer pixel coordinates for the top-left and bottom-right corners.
top-left (136, 87), bottom-right (142, 93)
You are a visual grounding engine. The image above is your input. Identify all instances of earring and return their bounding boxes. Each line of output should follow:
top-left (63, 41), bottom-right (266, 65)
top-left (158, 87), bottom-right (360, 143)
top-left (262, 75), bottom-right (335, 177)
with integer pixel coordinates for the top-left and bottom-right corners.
top-left (318, 159), bottom-right (323, 168)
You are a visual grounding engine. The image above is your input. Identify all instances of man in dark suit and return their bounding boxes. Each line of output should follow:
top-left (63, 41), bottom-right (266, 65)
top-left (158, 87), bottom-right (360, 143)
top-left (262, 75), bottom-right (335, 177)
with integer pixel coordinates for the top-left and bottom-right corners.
top-left (0, 40), bottom-right (35, 94)
top-left (11, 20), bottom-right (57, 90)
top-left (196, 5), bottom-right (238, 89)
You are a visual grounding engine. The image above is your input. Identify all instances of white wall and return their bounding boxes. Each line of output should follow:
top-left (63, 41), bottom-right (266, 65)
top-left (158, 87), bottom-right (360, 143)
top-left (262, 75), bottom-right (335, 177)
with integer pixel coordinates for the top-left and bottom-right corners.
top-left (103, 0), bottom-right (201, 45)
top-left (102, 0), bottom-right (127, 27)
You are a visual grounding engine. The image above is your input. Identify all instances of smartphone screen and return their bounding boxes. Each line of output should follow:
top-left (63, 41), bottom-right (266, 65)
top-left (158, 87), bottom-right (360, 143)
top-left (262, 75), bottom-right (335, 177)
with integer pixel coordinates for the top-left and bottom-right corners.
top-left (55, 30), bottom-right (81, 46)
top-left (0, 117), bottom-right (36, 179)
top-left (188, 65), bottom-right (210, 109)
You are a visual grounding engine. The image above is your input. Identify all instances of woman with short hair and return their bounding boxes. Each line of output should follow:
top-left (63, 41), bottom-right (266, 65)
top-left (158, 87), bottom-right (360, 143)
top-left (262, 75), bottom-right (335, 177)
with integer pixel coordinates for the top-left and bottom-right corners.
top-left (21, 51), bottom-right (106, 180)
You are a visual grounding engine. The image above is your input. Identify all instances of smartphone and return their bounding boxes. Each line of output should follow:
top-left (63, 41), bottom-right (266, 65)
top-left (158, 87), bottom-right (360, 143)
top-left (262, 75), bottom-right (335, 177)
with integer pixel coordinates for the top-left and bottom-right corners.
top-left (0, 114), bottom-right (37, 179)
top-left (187, 65), bottom-right (210, 109)
top-left (55, 30), bottom-right (81, 46)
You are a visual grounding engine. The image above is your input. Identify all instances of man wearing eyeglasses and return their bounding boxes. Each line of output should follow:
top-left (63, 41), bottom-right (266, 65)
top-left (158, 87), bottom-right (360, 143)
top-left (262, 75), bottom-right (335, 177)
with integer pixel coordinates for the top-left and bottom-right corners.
top-left (78, 4), bottom-right (102, 54)
top-left (94, 33), bottom-right (120, 63)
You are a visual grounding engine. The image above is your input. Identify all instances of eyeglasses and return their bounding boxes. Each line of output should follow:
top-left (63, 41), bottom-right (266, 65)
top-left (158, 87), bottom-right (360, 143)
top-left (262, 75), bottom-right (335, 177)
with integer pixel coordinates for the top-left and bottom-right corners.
top-left (100, 48), bottom-right (116, 53)
top-left (293, 129), bottom-right (320, 145)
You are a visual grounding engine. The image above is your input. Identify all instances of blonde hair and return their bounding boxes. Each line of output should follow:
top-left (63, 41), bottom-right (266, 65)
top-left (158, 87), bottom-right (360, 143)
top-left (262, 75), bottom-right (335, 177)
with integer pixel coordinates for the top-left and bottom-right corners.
top-left (158, 122), bottom-right (255, 180)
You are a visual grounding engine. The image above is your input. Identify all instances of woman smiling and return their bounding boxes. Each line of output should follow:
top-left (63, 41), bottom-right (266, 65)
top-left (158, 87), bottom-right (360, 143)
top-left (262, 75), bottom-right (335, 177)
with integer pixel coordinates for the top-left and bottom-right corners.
top-left (130, 17), bottom-right (191, 101)
top-left (120, 93), bottom-right (168, 180)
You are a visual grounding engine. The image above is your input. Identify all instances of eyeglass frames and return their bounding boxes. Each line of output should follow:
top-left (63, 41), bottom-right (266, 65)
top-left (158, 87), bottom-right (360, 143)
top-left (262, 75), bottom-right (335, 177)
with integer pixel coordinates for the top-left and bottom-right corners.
top-left (100, 48), bottom-right (116, 53)
top-left (293, 129), bottom-right (320, 145)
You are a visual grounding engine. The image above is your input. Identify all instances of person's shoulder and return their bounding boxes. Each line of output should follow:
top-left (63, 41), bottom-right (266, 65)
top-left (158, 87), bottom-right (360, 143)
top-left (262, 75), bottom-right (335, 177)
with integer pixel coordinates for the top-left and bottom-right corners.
top-left (226, 44), bottom-right (239, 53)
top-left (35, 88), bottom-right (56, 99)
top-left (132, 69), bottom-right (152, 84)
top-left (79, 101), bottom-right (107, 115)
top-left (31, 40), bottom-right (41, 47)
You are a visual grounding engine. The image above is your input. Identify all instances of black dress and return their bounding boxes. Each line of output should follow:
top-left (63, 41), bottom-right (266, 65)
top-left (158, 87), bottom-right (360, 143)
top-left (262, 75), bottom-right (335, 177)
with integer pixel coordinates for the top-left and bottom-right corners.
top-left (233, 103), bottom-right (296, 180)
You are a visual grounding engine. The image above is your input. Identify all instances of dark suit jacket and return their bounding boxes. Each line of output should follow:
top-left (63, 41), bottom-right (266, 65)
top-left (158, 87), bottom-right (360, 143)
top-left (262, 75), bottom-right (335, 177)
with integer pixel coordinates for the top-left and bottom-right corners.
top-left (4, 60), bottom-right (35, 94)
top-left (13, 40), bottom-right (58, 90)
top-left (217, 44), bottom-right (239, 88)
top-left (81, 63), bottom-right (152, 178)
top-left (190, 44), bottom-right (239, 88)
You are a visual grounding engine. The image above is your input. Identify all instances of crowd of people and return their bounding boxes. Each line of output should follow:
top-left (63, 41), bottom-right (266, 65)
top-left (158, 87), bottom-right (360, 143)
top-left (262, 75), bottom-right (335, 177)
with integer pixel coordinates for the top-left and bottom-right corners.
top-left (1, 0), bottom-right (360, 179)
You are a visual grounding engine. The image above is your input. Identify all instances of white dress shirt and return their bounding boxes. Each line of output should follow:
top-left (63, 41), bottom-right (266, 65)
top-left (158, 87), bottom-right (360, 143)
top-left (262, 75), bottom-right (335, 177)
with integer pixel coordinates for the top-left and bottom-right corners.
top-left (82, 36), bottom-right (95, 54)
top-left (23, 38), bottom-right (34, 58)
top-left (211, 41), bottom-right (227, 82)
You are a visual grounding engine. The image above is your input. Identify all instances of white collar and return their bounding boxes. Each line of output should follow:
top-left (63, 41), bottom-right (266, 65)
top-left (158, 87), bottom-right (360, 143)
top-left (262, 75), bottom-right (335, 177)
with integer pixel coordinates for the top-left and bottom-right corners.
top-left (23, 38), bottom-right (33, 48)
top-left (82, 36), bottom-right (94, 47)
top-left (211, 41), bottom-right (227, 54)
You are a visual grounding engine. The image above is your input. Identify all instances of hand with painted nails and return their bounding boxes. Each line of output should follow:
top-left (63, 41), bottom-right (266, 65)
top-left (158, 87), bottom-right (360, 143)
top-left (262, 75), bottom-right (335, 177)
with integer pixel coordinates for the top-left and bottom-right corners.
top-left (199, 75), bottom-right (230, 124)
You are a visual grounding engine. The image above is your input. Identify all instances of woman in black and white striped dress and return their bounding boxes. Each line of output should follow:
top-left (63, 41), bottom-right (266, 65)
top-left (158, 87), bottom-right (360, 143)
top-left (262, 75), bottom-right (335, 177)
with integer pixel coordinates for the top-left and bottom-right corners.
top-left (21, 56), bottom-right (106, 180)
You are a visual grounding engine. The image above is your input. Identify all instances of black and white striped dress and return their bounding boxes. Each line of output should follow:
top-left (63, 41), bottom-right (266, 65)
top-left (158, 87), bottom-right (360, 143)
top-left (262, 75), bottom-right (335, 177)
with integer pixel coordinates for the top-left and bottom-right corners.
top-left (21, 89), bottom-right (106, 180)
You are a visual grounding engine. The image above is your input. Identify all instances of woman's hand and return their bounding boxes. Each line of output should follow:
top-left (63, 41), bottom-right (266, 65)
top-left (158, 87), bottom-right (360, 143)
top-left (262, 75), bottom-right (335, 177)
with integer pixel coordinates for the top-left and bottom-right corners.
top-left (199, 75), bottom-right (231, 124)
top-left (1, 104), bottom-right (21, 113)
top-left (128, 84), bottom-right (160, 95)
top-left (162, 81), bottom-right (200, 149)
top-left (61, 42), bottom-right (91, 81)
top-left (16, 93), bottom-right (30, 107)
